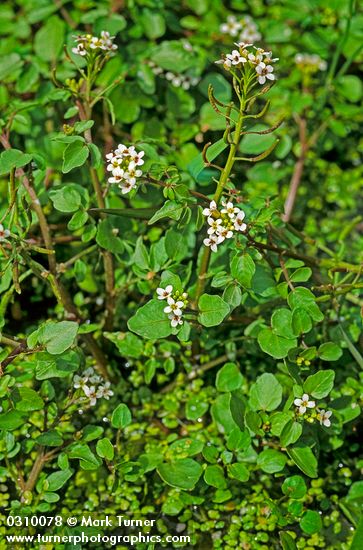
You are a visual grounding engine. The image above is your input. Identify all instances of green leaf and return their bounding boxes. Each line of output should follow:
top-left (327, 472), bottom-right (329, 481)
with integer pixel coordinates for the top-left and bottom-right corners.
top-left (186, 397), bottom-right (209, 421)
top-left (271, 309), bottom-right (296, 339)
top-left (257, 449), bottom-right (287, 473)
top-left (227, 463), bottom-right (250, 482)
top-left (337, 75), bottom-right (362, 103)
top-left (280, 420), bottom-right (303, 447)
top-left (279, 531), bottom-right (298, 550)
top-left (49, 187), bottom-right (82, 213)
top-left (204, 464), bottom-right (227, 489)
top-left (157, 458), bottom-right (202, 490)
top-left (0, 149), bottom-right (33, 175)
top-left (249, 373), bottom-right (283, 411)
top-left (300, 510), bottom-right (322, 534)
top-left (111, 404), bottom-right (132, 429)
top-left (37, 430), bottom-right (63, 447)
top-left (287, 287), bottom-right (323, 322)
top-left (105, 332), bottom-right (143, 358)
top-left (96, 438), bottom-right (115, 461)
top-left (230, 253), bottom-right (256, 289)
top-left (303, 370), bottom-right (335, 398)
top-left (188, 138), bottom-right (228, 179)
top-left (45, 469), bottom-right (73, 492)
top-left (216, 363), bottom-right (243, 392)
top-left (282, 475), bottom-right (307, 499)
top-left (291, 308), bottom-right (312, 335)
top-left (350, 516), bottom-right (363, 550)
top-left (318, 342), bottom-right (342, 361)
top-left (35, 351), bottom-right (80, 379)
top-left (128, 299), bottom-right (172, 339)
top-left (290, 267), bottom-right (312, 282)
top-left (258, 328), bottom-right (297, 359)
top-left (62, 140), bottom-right (89, 173)
top-left (68, 443), bottom-right (102, 470)
top-left (12, 387), bottom-right (44, 412)
top-left (41, 321), bottom-right (78, 355)
top-left (96, 217), bottom-right (124, 254)
top-left (140, 9), bottom-right (166, 39)
top-left (211, 393), bottom-right (239, 433)
top-left (198, 294), bottom-right (230, 327)
top-left (287, 444), bottom-right (318, 478)
top-left (34, 16), bottom-right (65, 61)
top-left (226, 428), bottom-right (250, 451)
top-left (148, 200), bottom-right (184, 224)
top-left (0, 411), bottom-right (24, 430)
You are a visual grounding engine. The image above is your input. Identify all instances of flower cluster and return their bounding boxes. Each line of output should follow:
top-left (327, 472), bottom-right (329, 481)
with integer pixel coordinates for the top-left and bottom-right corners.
top-left (216, 43), bottom-right (278, 85)
top-left (220, 15), bottom-right (261, 43)
top-left (147, 61), bottom-right (200, 90)
top-left (202, 200), bottom-right (247, 253)
top-left (73, 367), bottom-right (113, 407)
top-left (72, 31), bottom-right (117, 57)
top-left (105, 144), bottom-right (145, 194)
top-left (0, 224), bottom-right (10, 242)
top-left (294, 393), bottom-right (332, 427)
top-left (295, 53), bottom-right (327, 72)
top-left (156, 285), bottom-right (188, 328)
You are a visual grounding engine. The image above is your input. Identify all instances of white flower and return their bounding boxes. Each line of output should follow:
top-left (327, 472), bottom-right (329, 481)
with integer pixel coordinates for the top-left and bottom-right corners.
top-left (171, 75), bottom-right (183, 87)
top-left (90, 374), bottom-right (102, 385)
top-left (294, 393), bottom-right (316, 415)
top-left (83, 385), bottom-right (98, 406)
top-left (132, 151), bottom-right (145, 166)
top-left (164, 297), bottom-right (184, 316)
top-left (108, 167), bottom-right (125, 184)
top-left (234, 42), bottom-right (253, 49)
top-left (207, 217), bottom-right (223, 235)
top-left (0, 224), bottom-right (10, 242)
top-left (216, 226), bottom-right (234, 239)
top-left (72, 43), bottom-right (87, 56)
top-left (125, 161), bottom-right (142, 184)
top-left (169, 313), bottom-right (183, 328)
top-left (203, 234), bottom-right (224, 252)
top-left (106, 156), bottom-right (122, 171)
top-left (83, 367), bottom-right (95, 377)
top-left (221, 201), bottom-right (239, 219)
top-left (119, 179), bottom-right (137, 194)
top-left (255, 62), bottom-right (275, 85)
top-left (202, 200), bottom-right (217, 217)
top-left (234, 211), bottom-right (247, 232)
top-left (317, 409), bottom-right (332, 427)
top-left (226, 49), bottom-right (247, 65)
top-left (165, 71), bottom-right (175, 81)
top-left (115, 144), bottom-right (136, 157)
top-left (99, 31), bottom-right (117, 51)
top-left (220, 15), bottom-right (242, 37)
top-left (156, 285), bottom-right (173, 300)
top-left (96, 381), bottom-right (114, 400)
top-left (90, 36), bottom-right (102, 49)
top-left (73, 375), bottom-right (88, 389)
top-left (294, 53), bottom-right (327, 71)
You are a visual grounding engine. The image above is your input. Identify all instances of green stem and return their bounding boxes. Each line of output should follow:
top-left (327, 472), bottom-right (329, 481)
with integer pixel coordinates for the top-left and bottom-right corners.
top-left (195, 106), bottom-right (245, 303)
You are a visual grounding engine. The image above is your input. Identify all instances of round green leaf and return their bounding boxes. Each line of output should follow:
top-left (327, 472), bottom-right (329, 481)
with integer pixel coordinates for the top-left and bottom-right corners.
top-left (157, 458), bottom-right (202, 490)
top-left (128, 299), bottom-right (172, 339)
top-left (303, 370), bottom-right (335, 399)
top-left (111, 404), bottom-right (132, 429)
top-left (300, 510), bottom-right (322, 534)
top-left (257, 449), bottom-right (287, 473)
top-left (216, 363), bottom-right (243, 392)
top-left (249, 373), bottom-right (282, 412)
top-left (198, 294), bottom-right (230, 327)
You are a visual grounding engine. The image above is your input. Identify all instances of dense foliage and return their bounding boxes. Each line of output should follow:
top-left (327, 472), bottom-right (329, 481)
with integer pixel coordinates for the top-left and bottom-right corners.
top-left (0, 0), bottom-right (362, 548)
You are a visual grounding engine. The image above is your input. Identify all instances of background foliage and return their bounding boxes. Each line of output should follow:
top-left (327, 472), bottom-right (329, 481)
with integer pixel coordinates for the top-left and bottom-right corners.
top-left (0, 0), bottom-right (362, 548)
